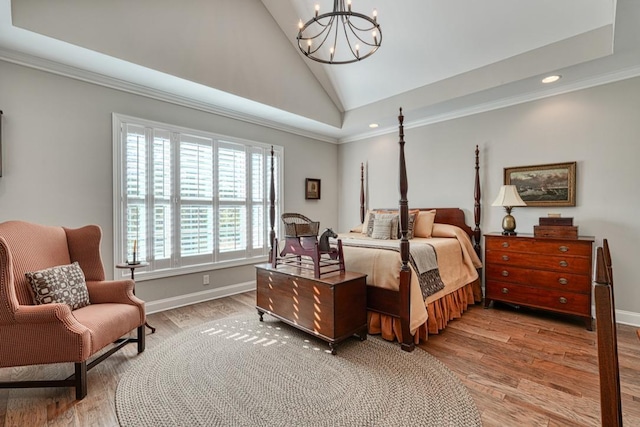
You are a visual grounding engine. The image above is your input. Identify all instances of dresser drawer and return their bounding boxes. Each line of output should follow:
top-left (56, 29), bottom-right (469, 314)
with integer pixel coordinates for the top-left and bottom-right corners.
top-left (485, 264), bottom-right (590, 293)
top-left (486, 237), bottom-right (592, 257)
top-left (485, 250), bottom-right (592, 273)
top-left (486, 280), bottom-right (590, 316)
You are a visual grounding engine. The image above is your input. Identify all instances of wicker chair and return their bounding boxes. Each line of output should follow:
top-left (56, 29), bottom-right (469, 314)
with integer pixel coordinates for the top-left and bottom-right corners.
top-left (281, 213), bottom-right (319, 237)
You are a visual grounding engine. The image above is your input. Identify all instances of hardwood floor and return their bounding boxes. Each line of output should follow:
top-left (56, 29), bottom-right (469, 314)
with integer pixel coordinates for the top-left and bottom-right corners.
top-left (1, 293), bottom-right (639, 426)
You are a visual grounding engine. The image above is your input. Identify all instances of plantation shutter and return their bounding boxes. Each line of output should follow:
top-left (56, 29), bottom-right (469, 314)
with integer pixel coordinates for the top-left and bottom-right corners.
top-left (115, 114), bottom-right (282, 279)
top-left (179, 134), bottom-right (214, 265)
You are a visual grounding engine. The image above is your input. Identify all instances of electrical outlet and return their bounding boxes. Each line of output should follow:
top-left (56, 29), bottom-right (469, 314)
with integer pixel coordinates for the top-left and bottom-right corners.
top-left (203, 274), bottom-right (210, 285)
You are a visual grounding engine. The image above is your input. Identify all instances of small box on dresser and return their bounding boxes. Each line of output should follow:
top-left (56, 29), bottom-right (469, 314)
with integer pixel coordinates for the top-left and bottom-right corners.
top-left (533, 225), bottom-right (578, 239)
top-left (484, 232), bottom-right (594, 330)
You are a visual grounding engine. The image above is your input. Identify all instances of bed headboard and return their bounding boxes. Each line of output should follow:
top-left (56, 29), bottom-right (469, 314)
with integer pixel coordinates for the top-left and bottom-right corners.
top-left (362, 145), bottom-right (482, 259)
top-left (420, 208), bottom-right (473, 237)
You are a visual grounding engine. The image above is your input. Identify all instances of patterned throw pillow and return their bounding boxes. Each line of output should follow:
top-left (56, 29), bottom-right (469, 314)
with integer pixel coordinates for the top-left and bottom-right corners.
top-left (365, 212), bottom-right (377, 237)
top-left (25, 262), bottom-right (91, 310)
top-left (406, 211), bottom-right (419, 239)
top-left (371, 217), bottom-right (394, 240)
top-left (367, 212), bottom-right (399, 238)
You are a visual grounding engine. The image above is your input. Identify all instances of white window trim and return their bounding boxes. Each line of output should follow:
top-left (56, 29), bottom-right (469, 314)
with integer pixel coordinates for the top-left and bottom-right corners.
top-left (112, 113), bottom-right (283, 282)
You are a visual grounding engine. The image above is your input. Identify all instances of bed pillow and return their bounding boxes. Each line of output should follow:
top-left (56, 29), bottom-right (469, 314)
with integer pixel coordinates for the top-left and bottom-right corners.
top-left (373, 209), bottom-right (420, 239)
top-left (365, 212), bottom-right (376, 237)
top-left (25, 262), bottom-right (91, 310)
top-left (350, 223), bottom-right (363, 233)
top-left (413, 209), bottom-right (437, 238)
top-left (369, 213), bottom-right (399, 239)
top-left (362, 210), bottom-right (373, 235)
top-left (406, 210), bottom-right (419, 239)
top-left (370, 216), bottom-right (394, 240)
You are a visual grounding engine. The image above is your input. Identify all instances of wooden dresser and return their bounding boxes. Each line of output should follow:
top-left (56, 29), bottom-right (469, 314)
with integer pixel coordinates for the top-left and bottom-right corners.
top-left (484, 233), bottom-right (594, 330)
top-left (255, 263), bottom-right (367, 354)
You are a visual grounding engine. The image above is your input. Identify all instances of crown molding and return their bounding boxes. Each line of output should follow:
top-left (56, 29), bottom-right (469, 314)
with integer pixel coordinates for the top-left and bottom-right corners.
top-left (339, 62), bottom-right (640, 144)
top-left (3, 46), bottom-right (640, 146)
top-left (0, 47), bottom-right (339, 144)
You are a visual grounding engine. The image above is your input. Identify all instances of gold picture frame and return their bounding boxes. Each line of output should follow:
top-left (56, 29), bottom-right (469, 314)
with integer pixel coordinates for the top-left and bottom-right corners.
top-left (504, 162), bottom-right (576, 207)
top-left (305, 178), bottom-right (321, 200)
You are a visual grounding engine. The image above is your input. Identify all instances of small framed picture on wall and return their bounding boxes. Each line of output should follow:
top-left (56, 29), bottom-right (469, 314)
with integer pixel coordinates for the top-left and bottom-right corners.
top-left (305, 178), bottom-right (321, 200)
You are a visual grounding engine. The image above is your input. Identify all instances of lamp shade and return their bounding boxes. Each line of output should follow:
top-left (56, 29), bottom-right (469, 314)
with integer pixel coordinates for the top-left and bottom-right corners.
top-left (492, 185), bottom-right (526, 207)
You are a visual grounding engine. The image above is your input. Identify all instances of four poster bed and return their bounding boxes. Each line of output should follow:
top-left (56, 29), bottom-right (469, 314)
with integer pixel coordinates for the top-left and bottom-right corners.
top-left (267, 108), bottom-right (483, 352)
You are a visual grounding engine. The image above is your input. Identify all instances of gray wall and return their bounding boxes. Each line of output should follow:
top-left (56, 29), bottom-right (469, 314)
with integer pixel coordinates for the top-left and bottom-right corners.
top-left (338, 76), bottom-right (640, 321)
top-left (0, 60), bottom-right (338, 304)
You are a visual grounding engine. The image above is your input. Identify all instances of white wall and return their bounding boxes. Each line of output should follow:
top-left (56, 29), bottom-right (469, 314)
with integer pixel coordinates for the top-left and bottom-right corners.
top-left (338, 76), bottom-right (640, 320)
top-left (0, 60), bottom-right (338, 304)
top-left (11, 0), bottom-right (341, 127)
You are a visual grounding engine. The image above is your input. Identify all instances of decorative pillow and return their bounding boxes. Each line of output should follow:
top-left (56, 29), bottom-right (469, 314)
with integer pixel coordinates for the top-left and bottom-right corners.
top-left (371, 217), bottom-right (394, 240)
top-left (350, 223), bottom-right (363, 233)
top-left (361, 210), bottom-right (372, 235)
top-left (407, 211), bottom-right (419, 239)
top-left (413, 210), bottom-right (437, 238)
top-left (365, 212), bottom-right (377, 237)
top-left (25, 262), bottom-right (91, 310)
top-left (367, 212), bottom-right (398, 239)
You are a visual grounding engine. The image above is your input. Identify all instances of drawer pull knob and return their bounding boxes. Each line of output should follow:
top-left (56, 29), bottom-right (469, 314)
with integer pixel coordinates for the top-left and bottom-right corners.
top-left (558, 278), bottom-right (568, 285)
top-left (559, 245), bottom-right (569, 253)
top-left (502, 288), bottom-right (509, 294)
top-left (501, 270), bottom-right (509, 277)
top-left (559, 297), bottom-right (568, 304)
top-left (502, 242), bottom-right (509, 248)
top-left (559, 260), bottom-right (568, 267)
top-left (502, 255), bottom-right (510, 261)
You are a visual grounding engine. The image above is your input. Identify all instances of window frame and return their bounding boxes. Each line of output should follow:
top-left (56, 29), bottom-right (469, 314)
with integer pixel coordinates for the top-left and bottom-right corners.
top-left (112, 113), bottom-right (283, 281)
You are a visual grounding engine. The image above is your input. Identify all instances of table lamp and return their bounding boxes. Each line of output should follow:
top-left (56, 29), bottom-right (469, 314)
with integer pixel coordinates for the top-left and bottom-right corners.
top-left (492, 185), bottom-right (526, 235)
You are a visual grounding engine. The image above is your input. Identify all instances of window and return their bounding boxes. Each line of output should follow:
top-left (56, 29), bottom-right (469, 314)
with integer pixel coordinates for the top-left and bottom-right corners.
top-left (113, 114), bottom-right (282, 280)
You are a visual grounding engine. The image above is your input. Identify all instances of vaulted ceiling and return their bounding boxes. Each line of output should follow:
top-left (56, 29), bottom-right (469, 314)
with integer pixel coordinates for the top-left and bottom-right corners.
top-left (1, 0), bottom-right (638, 143)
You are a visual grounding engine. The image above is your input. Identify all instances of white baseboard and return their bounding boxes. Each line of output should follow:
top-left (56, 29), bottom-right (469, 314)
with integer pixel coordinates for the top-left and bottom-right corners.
top-left (145, 281), bottom-right (255, 314)
top-left (146, 281), bottom-right (640, 328)
top-left (615, 309), bottom-right (640, 327)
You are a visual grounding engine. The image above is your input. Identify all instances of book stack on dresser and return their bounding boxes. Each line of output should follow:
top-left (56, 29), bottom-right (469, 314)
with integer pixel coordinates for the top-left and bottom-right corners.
top-left (533, 216), bottom-right (578, 239)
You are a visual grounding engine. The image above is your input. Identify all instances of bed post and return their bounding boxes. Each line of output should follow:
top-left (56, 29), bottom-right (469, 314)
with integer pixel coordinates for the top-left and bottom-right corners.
top-left (397, 108), bottom-right (414, 352)
top-left (360, 163), bottom-right (365, 224)
top-left (269, 146), bottom-right (276, 262)
top-left (473, 145), bottom-right (482, 260)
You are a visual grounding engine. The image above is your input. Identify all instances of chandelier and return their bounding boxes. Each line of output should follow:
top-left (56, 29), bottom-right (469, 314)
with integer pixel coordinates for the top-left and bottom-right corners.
top-left (297, 0), bottom-right (382, 65)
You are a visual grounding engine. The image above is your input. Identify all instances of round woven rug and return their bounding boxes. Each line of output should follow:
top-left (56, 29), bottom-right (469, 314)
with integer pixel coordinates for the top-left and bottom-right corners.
top-left (116, 315), bottom-right (481, 426)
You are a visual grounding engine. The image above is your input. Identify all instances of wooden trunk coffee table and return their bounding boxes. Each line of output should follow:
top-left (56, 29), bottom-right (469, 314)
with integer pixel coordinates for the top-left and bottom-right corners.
top-left (255, 263), bottom-right (367, 355)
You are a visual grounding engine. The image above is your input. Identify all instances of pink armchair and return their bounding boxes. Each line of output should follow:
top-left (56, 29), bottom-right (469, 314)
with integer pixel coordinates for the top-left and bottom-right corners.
top-left (0, 221), bottom-right (145, 399)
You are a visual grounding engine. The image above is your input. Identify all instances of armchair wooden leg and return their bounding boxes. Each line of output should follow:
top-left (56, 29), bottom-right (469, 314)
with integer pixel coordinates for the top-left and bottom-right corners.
top-left (74, 362), bottom-right (87, 400)
top-left (137, 325), bottom-right (145, 353)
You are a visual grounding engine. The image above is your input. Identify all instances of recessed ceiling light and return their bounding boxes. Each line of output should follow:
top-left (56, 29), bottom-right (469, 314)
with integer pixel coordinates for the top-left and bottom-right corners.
top-left (369, 123), bottom-right (379, 128)
top-left (542, 75), bottom-right (561, 84)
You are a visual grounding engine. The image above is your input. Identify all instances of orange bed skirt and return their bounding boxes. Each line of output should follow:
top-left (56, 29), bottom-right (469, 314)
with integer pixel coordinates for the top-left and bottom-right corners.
top-left (367, 278), bottom-right (482, 344)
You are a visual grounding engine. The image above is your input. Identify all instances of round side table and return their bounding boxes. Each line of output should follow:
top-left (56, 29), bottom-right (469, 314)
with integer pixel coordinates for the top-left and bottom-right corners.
top-left (116, 262), bottom-right (156, 334)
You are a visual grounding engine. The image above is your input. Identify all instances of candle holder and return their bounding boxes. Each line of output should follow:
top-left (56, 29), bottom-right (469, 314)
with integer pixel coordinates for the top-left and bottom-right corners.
top-left (127, 251), bottom-right (140, 265)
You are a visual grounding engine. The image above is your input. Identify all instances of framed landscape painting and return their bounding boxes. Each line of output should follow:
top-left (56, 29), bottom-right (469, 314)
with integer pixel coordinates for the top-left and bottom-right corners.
top-left (504, 162), bottom-right (576, 207)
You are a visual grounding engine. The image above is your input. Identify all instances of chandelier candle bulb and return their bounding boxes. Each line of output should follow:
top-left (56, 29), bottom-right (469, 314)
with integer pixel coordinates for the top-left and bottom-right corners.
top-left (347, 0), bottom-right (351, 12)
top-left (373, 9), bottom-right (377, 22)
top-left (315, 4), bottom-right (319, 17)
